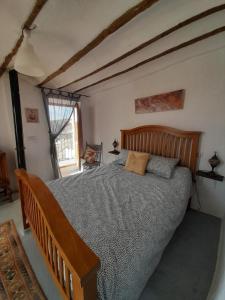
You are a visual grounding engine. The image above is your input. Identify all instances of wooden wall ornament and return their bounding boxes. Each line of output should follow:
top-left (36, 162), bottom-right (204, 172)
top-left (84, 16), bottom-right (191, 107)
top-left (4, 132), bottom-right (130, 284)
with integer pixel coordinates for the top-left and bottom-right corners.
top-left (135, 89), bottom-right (185, 114)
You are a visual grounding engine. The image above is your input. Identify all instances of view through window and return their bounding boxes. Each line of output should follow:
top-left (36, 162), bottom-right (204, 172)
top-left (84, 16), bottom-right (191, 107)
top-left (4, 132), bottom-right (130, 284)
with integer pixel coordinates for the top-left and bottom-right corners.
top-left (49, 103), bottom-right (79, 177)
top-left (57, 108), bottom-right (79, 176)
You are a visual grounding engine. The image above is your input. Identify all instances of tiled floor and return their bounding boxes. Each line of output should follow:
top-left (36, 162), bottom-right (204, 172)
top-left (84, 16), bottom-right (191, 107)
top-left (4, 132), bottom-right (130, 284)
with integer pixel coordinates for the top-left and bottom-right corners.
top-left (140, 209), bottom-right (221, 300)
top-left (0, 200), bottom-right (221, 300)
top-left (0, 199), bottom-right (22, 232)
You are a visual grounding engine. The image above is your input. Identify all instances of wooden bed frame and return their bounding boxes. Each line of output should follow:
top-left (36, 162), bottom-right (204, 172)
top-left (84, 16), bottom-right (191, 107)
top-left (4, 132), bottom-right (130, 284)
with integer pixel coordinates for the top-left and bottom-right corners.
top-left (15, 125), bottom-right (201, 300)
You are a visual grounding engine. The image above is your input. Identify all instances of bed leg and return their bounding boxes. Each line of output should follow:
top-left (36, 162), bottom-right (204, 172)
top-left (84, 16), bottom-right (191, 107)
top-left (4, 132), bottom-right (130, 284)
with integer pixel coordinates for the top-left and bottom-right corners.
top-left (187, 197), bottom-right (192, 210)
top-left (73, 273), bottom-right (97, 300)
top-left (18, 178), bottom-right (30, 230)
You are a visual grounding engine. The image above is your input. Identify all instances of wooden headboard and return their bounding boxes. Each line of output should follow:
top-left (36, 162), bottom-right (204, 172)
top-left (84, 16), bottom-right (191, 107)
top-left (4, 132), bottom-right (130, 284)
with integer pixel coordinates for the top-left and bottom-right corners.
top-left (121, 125), bottom-right (201, 175)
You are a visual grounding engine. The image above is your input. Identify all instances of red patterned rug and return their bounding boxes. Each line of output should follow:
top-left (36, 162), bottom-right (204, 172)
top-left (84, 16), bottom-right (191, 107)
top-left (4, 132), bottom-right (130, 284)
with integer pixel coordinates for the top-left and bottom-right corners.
top-left (0, 220), bottom-right (46, 299)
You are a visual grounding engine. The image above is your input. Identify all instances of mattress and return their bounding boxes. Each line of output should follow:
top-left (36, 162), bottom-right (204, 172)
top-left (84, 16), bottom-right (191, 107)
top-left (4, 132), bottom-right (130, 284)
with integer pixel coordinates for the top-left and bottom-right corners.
top-left (47, 163), bottom-right (192, 300)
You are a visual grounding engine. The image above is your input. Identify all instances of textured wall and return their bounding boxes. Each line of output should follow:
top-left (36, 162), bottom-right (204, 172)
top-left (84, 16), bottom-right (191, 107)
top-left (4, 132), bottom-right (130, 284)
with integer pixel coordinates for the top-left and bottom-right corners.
top-left (18, 77), bottom-right (54, 181)
top-left (87, 46), bottom-right (225, 218)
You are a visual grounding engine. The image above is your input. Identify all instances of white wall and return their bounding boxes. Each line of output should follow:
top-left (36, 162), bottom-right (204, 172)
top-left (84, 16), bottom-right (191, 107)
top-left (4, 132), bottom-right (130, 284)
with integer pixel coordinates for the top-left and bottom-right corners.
top-left (19, 80), bottom-right (88, 177)
top-left (0, 73), bottom-right (53, 188)
top-left (81, 96), bottom-right (94, 150)
top-left (0, 72), bottom-right (91, 184)
top-left (86, 45), bottom-right (225, 218)
top-left (19, 77), bottom-right (53, 181)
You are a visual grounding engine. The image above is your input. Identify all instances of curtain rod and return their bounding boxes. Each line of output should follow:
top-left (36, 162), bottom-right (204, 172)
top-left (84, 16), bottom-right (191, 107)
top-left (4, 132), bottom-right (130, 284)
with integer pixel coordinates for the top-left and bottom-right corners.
top-left (40, 86), bottom-right (90, 98)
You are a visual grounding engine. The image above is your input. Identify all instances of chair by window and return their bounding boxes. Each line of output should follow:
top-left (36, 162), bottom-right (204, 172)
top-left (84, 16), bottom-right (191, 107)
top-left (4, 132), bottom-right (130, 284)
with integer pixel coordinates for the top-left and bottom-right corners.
top-left (82, 142), bottom-right (103, 170)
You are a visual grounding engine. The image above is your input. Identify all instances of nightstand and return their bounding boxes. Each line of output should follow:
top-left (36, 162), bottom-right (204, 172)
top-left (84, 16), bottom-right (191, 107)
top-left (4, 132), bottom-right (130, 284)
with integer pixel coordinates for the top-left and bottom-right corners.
top-left (108, 149), bottom-right (120, 162)
top-left (108, 150), bottom-right (120, 155)
top-left (196, 170), bottom-right (224, 182)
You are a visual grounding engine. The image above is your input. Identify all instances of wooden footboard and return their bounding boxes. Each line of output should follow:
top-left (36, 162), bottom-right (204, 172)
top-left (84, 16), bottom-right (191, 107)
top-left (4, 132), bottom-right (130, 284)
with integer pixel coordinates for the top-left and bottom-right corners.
top-left (15, 169), bottom-right (100, 300)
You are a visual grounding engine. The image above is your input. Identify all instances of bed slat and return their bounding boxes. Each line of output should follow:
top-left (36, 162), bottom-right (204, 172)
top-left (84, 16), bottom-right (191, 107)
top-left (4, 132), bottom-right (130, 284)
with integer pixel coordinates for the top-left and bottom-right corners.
top-left (15, 169), bottom-right (100, 300)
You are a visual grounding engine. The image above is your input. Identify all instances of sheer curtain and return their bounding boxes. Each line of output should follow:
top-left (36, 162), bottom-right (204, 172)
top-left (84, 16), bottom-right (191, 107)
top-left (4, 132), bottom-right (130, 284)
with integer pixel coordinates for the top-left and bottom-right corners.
top-left (75, 102), bottom-right (83, 169)
top-left (42, 88), bottom-right (81, 178)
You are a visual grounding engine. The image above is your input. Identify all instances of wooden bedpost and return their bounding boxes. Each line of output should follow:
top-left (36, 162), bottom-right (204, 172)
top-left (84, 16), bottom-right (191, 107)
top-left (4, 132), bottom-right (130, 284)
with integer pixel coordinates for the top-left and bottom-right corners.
top-left (73, 273), bottom-right (97, 300)
top-left (16, 169), bottom-right (30, 229)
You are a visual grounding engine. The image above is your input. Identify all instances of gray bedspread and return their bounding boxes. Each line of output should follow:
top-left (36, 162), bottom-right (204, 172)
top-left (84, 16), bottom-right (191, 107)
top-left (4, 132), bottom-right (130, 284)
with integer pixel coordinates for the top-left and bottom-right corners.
top-left (47, 163), bottom-right (192, 300)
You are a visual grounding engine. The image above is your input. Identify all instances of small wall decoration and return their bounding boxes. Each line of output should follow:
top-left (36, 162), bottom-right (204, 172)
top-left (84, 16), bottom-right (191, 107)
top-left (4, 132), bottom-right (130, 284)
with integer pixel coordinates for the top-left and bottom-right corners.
top-left (135, 89), bottom-right (185, 114)
top-left (25, 108), bottom-right (39, 123)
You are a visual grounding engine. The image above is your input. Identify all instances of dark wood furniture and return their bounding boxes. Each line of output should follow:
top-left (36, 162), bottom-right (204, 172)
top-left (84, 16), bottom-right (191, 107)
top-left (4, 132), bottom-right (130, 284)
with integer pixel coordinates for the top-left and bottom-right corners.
top-left (196, 170), bottom-right (224, 182)
top-left (121, 125), bottom-right (201, 175)
top-left (15, 125), bottom-right (201, 300)
top-left (9, 70), bottom-right (26, 169)
top-left (0, 151), bottom-right (12, 201)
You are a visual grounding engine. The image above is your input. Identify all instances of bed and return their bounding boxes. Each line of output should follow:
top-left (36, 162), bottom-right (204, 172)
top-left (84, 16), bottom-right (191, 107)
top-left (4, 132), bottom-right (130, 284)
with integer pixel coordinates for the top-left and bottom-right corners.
top-left (15, 125), bottom-right (201, 300)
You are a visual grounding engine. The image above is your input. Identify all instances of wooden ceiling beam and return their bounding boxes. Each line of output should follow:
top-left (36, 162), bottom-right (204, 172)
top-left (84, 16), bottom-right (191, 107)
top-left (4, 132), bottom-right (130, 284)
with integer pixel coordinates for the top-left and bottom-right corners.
top-left (60, 4), bottom-right (225, 89)
top-left (38, 0), bottom-right (159, 87)
top-left (74, 25), bottom-right (225, 92)
top-left (0, 0), bottom-right (47, 78)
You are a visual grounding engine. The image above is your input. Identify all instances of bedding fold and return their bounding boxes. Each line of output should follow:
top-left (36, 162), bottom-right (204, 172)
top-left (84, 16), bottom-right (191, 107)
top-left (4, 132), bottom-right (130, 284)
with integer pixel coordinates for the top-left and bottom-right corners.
top-left (47, 163), bottom-right (191, 300)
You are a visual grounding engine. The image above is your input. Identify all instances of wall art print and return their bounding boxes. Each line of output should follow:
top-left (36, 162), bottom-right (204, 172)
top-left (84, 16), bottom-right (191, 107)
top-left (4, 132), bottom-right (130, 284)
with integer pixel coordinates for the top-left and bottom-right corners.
top-left (25, 108), bottom-right (39, 123)
top-left (135, 89), bottom-right (185, 114)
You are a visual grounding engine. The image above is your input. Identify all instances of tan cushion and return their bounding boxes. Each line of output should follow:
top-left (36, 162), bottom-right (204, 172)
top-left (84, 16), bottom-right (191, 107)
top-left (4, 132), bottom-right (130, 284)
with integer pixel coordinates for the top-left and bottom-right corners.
top-left (124, 151), bottom-right (150, 175)
top-left (84, 146), bottom-right (96, 163)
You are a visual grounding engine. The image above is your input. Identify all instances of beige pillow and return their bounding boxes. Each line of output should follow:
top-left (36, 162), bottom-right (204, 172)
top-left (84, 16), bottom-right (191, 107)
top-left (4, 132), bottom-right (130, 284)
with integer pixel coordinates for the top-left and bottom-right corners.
top-left (124, 151), bottom-right (150, 175)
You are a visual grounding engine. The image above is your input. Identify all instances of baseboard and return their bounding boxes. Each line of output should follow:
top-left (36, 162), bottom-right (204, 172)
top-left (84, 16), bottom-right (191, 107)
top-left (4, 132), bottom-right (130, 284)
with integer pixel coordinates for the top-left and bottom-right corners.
top-left (207, 215), bottom-right (225, 300)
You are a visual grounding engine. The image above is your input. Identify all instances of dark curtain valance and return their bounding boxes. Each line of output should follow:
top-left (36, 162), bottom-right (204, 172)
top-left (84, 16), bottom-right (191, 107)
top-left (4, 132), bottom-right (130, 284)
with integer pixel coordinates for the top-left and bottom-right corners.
top-left (41, 87), bottom-right (81, 102)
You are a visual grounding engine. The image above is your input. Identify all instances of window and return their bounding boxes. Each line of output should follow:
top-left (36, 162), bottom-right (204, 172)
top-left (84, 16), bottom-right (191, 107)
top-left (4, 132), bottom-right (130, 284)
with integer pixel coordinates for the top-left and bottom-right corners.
top-left (49, 102), bottom-right (79, 177)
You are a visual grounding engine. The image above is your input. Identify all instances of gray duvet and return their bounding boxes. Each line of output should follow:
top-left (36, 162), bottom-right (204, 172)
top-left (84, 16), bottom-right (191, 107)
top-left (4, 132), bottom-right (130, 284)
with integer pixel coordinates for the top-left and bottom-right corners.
top-left (47, 163), bottom-right (192, 300)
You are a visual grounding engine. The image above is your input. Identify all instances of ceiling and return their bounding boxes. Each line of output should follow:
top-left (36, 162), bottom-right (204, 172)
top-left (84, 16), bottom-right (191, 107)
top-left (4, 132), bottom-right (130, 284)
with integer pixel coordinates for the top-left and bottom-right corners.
top-left (0, 0), bottom-right (225, 93)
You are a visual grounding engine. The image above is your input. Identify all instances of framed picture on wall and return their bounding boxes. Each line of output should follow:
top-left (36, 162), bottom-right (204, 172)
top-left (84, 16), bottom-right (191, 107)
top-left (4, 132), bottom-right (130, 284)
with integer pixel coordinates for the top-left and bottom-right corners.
top-left (25, 108), bottom-right (39, 123)
top-left (135, 89), bottom-right (185, 114)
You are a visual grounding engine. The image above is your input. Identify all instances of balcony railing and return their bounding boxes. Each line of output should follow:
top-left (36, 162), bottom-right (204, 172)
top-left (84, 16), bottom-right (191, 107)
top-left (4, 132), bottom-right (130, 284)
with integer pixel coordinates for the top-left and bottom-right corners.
top-left (56, 132), bottom-right (77, 166)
